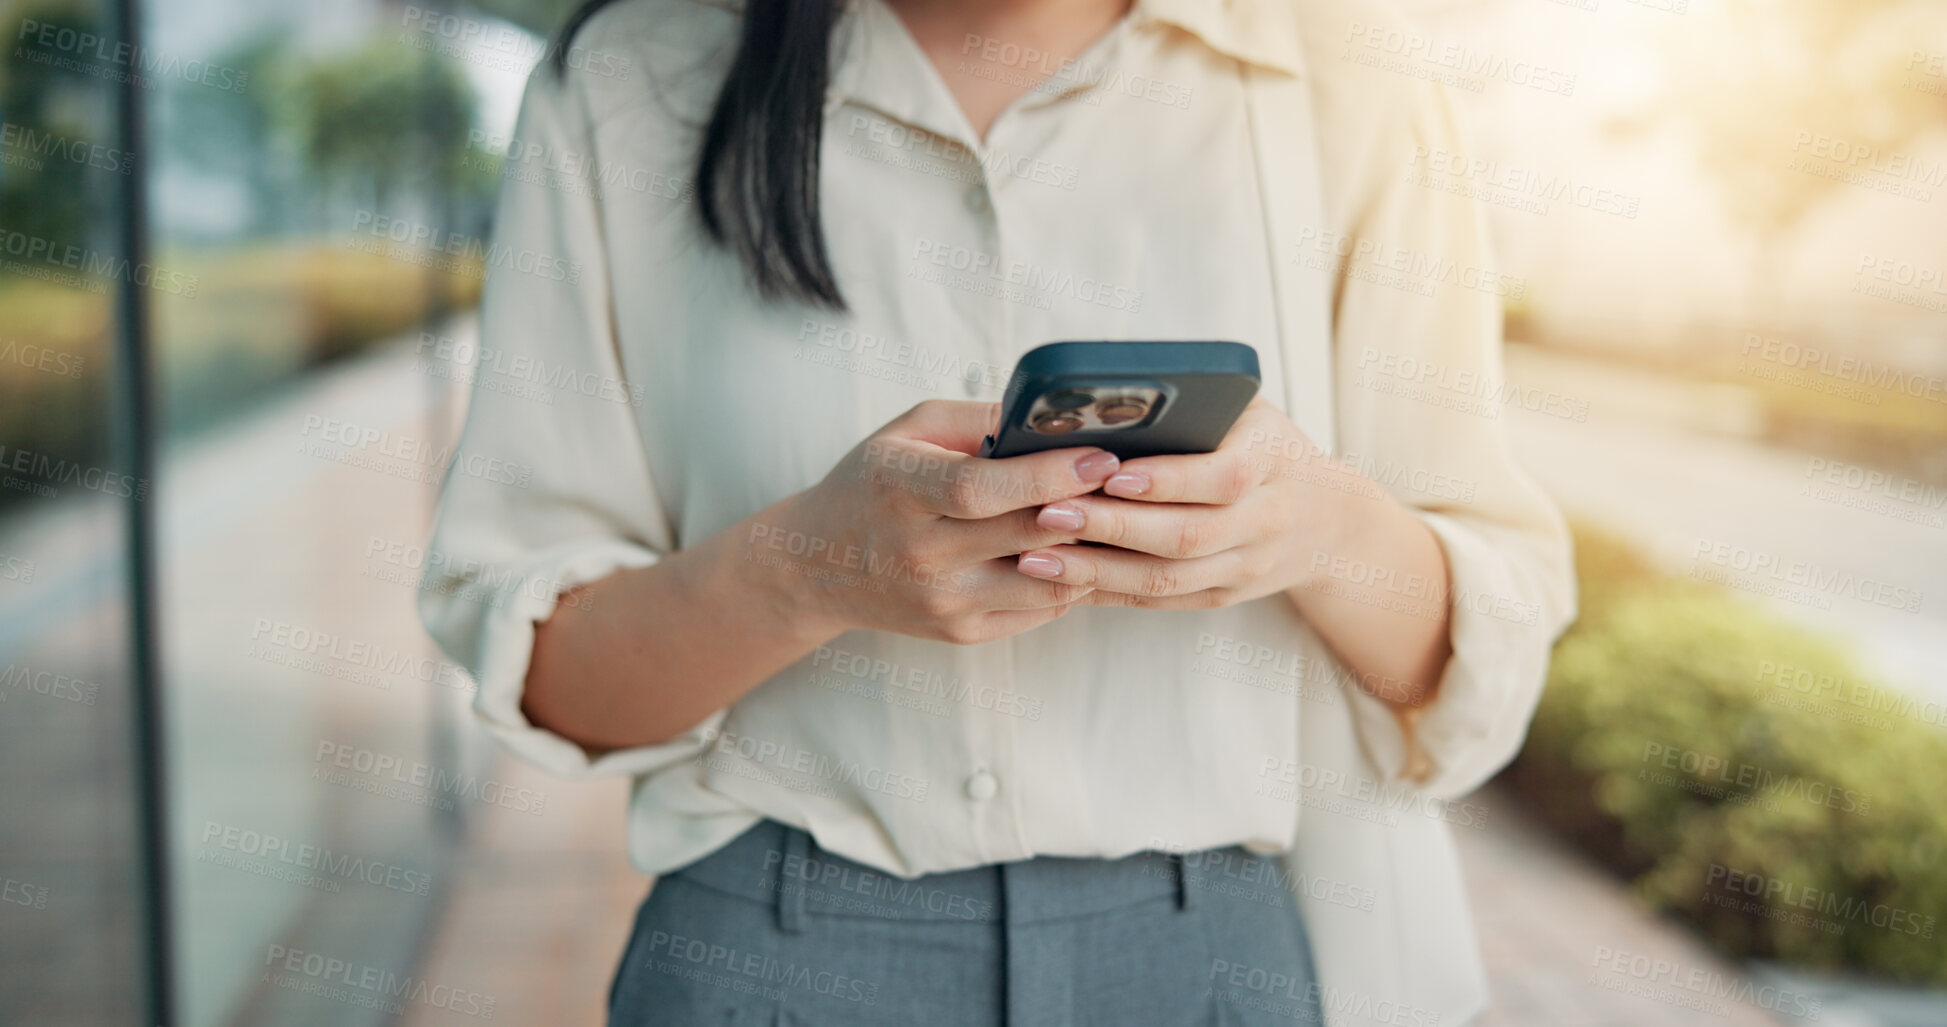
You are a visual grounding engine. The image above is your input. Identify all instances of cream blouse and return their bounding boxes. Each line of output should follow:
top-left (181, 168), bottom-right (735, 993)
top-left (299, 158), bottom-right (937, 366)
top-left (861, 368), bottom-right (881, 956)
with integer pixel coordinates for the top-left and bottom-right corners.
top-left (418, 1), bottom-right (1576, 1024)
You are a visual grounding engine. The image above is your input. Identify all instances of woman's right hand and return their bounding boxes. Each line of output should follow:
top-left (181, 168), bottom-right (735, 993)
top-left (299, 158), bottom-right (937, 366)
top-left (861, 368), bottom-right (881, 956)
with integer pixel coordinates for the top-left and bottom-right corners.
top-left (747, 399), bottom-right (1118, 645)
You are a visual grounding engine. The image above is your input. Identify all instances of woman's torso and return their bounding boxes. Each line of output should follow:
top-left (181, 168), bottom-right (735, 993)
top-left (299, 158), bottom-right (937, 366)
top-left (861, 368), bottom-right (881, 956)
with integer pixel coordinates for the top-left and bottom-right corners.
top-left (573, 0), bottom-right (1340, 875)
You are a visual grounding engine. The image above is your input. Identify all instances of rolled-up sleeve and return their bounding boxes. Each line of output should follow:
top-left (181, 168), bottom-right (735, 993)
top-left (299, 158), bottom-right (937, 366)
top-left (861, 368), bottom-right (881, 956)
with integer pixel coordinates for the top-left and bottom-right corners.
top-left (1319, 73), bottom-right (1578, 799)
top-left (416, 63), bottom-right (722, 779)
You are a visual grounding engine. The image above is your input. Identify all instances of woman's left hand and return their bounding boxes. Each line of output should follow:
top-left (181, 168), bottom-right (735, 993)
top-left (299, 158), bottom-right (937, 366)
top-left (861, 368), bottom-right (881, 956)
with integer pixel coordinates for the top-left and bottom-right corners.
top-left (1013, 398), bottom-right (1374, 609)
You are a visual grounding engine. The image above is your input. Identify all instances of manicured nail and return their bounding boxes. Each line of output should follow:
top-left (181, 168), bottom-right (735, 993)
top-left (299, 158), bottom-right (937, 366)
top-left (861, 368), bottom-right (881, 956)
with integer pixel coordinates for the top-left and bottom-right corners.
top-left (1017, 552), bottom-right (1063, 577)
top-left (1073, 450), bottom-right (1119, 483)
top-left (1105, 472), bottom-right (1149, 497)
top-left (1038, 503), bottom-right (1085, 531)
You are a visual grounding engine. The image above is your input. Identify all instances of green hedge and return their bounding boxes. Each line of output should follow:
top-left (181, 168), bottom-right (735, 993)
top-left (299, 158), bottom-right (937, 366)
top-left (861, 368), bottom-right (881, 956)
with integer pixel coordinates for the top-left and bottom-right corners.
top-left (1504, 524), bottom-right (1947, 984)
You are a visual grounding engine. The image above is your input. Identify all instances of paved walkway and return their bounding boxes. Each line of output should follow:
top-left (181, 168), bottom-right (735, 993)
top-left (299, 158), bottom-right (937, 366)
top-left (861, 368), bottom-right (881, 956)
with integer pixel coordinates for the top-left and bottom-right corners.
top-left (1457, 788), bottom-right (1785, 1027)
top-left (397, 763), bottom-right (641, 1027)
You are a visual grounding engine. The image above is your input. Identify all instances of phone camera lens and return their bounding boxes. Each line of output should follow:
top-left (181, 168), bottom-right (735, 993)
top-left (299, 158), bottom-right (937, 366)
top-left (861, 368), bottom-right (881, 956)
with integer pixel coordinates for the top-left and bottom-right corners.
top-left (1030, 410), bottom-right (1085, 434)
top-left (1095, 398), bottom-right (1150, 425)
top-left (1045, 389), bottom-right (1095, 410)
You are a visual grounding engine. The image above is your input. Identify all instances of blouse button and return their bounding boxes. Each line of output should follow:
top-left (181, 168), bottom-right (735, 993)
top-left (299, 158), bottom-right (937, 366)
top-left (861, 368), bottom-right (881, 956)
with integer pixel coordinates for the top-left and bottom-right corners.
top-left (963, 185), bottom-right (991, 215)
top-left (965, 770), bottom-right (999, 801)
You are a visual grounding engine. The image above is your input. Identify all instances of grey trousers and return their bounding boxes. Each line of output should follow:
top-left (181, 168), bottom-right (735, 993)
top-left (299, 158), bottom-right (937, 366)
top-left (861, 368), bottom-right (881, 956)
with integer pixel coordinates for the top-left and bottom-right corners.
top-left (608, 820), bottom-right (1322, 1026)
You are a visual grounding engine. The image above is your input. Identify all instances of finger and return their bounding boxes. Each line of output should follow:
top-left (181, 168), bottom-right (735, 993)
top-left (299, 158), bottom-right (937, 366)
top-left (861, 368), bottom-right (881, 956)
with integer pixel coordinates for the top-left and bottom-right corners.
top-left (887, 398), bottom-right (1002, 454)
top-left (1076, 588), bottom-right (1230, 611)
top-left (876, 441), bottom-right (1120, 519)
top-left (949, 507), bottom-right (1088, 561)
top-left (960, 557), bottom-right (1095, 610)
top-left (967, 601), bottom-right (1085, 642)
top-left (1101, 445), bottom-right (1265, 505)
top-left (1033, 495), bottom-right (1246, 558)
top-left (1014, 544), bottom-right (1239, 597)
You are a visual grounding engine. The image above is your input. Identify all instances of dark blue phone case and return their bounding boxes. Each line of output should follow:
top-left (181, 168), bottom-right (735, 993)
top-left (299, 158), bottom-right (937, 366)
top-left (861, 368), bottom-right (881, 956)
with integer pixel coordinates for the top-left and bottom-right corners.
top-left (979, 341), bottom-right (1261, 460)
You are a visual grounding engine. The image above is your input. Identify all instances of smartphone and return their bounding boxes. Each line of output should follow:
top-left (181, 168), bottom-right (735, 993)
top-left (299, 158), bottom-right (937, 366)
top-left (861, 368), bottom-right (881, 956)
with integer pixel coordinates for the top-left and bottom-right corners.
top-left (979, 341), bottom-right (1260, 461)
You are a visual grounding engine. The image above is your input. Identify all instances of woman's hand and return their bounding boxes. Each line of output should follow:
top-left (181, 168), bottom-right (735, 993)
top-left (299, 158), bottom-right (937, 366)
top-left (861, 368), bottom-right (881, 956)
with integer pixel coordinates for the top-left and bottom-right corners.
top-left (1009, 398), bottom-right (1359, 608)
top-left (1009, 396), bottom-right (1454, 711)
top-left (755, 399), bottom-right (1110, 645)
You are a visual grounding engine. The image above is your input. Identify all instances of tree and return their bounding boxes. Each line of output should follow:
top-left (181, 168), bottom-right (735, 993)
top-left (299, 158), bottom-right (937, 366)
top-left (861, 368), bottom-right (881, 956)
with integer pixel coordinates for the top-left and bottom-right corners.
top-left (1645, 0), bottom-right (1947, 331)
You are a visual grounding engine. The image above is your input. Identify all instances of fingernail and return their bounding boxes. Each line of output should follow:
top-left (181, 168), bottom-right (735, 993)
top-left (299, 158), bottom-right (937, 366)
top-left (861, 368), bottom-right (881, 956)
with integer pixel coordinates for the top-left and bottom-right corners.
top-left (1105, 472), bottom-right (1149, 497)
top-left (1038, 503), bottom-right (1085, 531)
top-left (1073, 450), bottom-right (1119, 483)
top-left (1017, 552), bottom-right (1063, 577)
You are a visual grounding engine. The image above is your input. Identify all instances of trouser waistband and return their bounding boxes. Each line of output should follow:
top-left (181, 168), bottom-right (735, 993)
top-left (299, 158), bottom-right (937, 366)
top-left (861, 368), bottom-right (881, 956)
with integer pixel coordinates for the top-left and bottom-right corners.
top-left (664, 820), bottom-right (1230, 931)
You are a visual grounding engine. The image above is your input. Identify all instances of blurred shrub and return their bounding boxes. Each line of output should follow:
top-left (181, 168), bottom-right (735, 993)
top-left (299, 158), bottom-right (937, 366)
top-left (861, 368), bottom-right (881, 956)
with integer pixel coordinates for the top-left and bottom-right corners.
top-left (0, 245), bottom-right (480, 500)
top-left (1504, 524), bottom-right (1947, 984)
top-left (153, 245), bottom-right (483, 434)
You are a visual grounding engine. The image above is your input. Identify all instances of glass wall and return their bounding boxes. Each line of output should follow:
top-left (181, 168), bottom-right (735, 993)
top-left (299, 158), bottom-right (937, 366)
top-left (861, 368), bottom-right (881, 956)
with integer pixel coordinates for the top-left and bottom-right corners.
top-left (0, 0), bottom-right (159, 1021)
top-left (142, 0), bottom-right (520, 1023)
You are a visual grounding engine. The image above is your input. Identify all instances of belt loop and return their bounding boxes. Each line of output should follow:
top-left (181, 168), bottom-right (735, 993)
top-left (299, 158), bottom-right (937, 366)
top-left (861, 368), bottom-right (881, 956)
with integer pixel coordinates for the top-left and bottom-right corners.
top-left (1174, 851), bottom-right (1194, 911)
top-left (776, 824), bottom-right (810, 934)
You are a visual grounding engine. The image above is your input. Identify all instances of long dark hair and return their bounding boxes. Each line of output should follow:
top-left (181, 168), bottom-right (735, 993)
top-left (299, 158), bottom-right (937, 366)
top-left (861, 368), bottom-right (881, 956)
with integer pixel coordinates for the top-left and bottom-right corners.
top-left (551, 0), bottom-right (846, 309)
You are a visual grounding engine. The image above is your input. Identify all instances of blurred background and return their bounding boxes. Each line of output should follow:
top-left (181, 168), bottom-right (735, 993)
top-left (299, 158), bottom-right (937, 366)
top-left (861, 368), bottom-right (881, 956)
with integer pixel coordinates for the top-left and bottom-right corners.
top-left (0, 0), bottom-right (1940, 1024)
